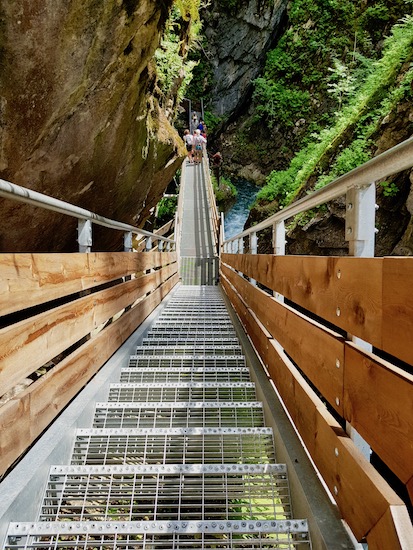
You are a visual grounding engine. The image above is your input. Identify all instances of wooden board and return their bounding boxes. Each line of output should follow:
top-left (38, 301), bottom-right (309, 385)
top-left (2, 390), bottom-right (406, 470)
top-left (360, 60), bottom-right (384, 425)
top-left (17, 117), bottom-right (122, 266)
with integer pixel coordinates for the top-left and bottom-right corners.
top-left (0, 273), bottom-right (179, 476)
top-left (222, 254), bottom-right (383, 348)
top-left (221, 264), bottom-right (345, 415)
top-left (367, 505), bottom-right (413, 550)
top-left (344, 342), bottom-right (413, 484)
top-left (0, 252), bottom-right (177, 317)
top-left (382, 257), bottom-right (413, 366)
top-left (0, 264), bottom-right (178, 396)
top-left (222, 279), bottom-right (411, 543)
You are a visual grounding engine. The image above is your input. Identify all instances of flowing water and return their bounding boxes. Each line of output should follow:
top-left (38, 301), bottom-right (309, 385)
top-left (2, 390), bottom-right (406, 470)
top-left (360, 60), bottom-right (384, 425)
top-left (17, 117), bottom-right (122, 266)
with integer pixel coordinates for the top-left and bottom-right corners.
top-left (224, 178), bottom-right (259, 240)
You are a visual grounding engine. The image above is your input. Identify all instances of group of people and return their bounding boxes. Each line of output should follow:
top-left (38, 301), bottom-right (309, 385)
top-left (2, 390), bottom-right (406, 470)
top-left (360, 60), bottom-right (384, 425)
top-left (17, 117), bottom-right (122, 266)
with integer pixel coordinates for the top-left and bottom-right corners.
top-left (183, 116), bottom-right (207, 164)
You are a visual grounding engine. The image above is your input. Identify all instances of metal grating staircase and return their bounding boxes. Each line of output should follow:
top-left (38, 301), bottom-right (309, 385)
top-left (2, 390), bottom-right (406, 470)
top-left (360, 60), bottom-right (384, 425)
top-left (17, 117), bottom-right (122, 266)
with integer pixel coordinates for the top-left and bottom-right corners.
top-left (3, 286), bottom-right (311, 549)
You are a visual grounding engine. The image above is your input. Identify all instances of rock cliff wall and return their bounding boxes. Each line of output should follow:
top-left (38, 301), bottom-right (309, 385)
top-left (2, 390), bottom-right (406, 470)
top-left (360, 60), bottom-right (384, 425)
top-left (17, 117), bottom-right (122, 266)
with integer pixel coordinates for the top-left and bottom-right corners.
top-left (203, 0), bottom-right (287, 116)
top-left (0, 0), bottom-right (185, 252)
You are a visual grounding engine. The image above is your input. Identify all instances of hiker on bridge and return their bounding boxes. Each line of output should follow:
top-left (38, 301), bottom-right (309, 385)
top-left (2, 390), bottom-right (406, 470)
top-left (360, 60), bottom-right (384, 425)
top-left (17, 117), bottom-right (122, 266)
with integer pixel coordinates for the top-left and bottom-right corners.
top-left (183, 129), bottom-right (194, 164)
top-left (193, 129), bottom-right (207, 164)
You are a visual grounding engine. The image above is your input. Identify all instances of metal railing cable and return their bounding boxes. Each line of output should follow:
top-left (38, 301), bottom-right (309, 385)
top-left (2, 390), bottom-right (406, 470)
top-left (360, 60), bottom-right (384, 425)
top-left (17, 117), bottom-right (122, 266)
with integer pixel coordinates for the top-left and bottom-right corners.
top-left (222, 135), bottom-right (413, 246)
top-left (0, 177), bottom-right (175, 251)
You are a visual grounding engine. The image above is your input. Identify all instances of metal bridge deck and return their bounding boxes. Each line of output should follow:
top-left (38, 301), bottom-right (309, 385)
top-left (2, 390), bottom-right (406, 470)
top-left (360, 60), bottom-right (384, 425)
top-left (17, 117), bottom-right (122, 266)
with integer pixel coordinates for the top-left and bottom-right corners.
top-left (179, 163), bottom-right (218, 284)
top-left (3, 286), bottom-right (311, 549)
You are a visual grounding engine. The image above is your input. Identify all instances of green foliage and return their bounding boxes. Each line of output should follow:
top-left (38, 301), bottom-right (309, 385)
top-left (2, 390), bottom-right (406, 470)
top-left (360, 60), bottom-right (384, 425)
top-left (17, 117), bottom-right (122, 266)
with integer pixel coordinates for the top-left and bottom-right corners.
top-left (175, 0), bottom-right (201, 22)
top-left (379, 180), bottom-right (399, 196)
top-left (253, 79), bottom-right (311, 127)
top-left (327, 59), bottom-right (356, 110)
top-left (212, 174), bottom-right (238, 205)
top-left (251, 0), bottom-right (411, 135)
top-left (254, 12), bottom-right (413, 208)
top-left (155, 2), bottom-right (202, 102)
top-left (156, 196), bottom-right (178, 227)
top-left (203, 110), bottom-right (224, 133)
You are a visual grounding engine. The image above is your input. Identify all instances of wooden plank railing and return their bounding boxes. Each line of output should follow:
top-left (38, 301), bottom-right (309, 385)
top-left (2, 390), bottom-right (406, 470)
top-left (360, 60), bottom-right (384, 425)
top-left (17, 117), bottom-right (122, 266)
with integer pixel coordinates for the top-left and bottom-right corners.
top-left (0, 251), bottom-right (178, 477)
top-left (220, 136), bottom-right (413, 549)
top-left (221, 259), bottom-right (413, 548)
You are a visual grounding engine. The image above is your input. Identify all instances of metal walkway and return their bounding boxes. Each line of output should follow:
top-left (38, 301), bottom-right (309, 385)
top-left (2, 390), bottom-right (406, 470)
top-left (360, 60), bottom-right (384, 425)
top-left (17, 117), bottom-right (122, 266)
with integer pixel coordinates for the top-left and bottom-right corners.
top-left (3, 286), bottom-right (311, 549)
top-left (179, 163), bottom-right (219, 285)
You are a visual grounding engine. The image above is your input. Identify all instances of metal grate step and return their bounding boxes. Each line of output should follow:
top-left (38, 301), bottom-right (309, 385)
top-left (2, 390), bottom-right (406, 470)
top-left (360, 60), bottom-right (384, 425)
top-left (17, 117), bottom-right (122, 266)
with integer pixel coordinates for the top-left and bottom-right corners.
top-left (120, 366), bottom-right (251, 383)
top-left (127, 355), bottom-right (246, 368)
top-left (5, 520), bottom-right (311, 549)
top-left (107, 382), bottom-right (257, 403)
top-left (70, 427), bottom-right (276, 465)
top-left (93, 402), bottom-right (265, 429)
top-left (135, 347), bottom-right (243, 356)
top-left (39, 464), bottom-right (292, 523)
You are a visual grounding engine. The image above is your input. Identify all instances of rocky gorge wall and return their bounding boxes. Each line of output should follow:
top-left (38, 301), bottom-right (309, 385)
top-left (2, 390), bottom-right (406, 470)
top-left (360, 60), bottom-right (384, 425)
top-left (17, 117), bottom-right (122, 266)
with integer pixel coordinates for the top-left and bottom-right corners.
top-left (0, 0), bottom-right (185, 252)
top-left (202, 0), bottom-right (287, 117)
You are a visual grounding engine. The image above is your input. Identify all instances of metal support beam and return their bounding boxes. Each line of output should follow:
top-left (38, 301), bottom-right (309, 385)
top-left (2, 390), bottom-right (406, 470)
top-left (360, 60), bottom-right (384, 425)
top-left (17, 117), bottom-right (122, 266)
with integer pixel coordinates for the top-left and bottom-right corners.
top-left (345, 183), bottom-right (376, 461)
top-left (272, 221), bottom-right (285, 302)
top-left (78, 219), bottom-right (92, 252)
top-left (250, 231), bottom-right (257, 286)
top-left (123, 231), bottom-right (133, 252)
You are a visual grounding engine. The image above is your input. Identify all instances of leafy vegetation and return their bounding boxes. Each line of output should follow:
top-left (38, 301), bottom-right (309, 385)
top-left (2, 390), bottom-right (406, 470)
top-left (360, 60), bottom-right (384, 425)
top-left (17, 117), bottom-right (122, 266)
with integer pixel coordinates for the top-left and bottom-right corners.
top-left (212, 174), bottom-right (238, 206)
top-left (155, 195), bottom-right (178, 227)
top-left (255, 8), bottom-right (413, 207)
top-left (155, 1), bottom-right (202, 103)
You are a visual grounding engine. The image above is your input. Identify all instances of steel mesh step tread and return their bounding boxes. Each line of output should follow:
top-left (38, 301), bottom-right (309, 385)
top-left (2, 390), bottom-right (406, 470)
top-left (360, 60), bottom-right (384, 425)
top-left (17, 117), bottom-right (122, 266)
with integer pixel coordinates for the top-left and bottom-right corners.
top-left (107, 383), bottom-right (257, 403)
top-left (71, 428), bottom-right (276, 465)
top-left (93, 402), bottom-right (265, 429)
top-left (128, 357), bottom-right (246, 368)
top-left (120, 367), bottom-right (251, 383)
top-left (135, 348), bottom-right (243, 356)
top-left (38, 464), bottom-right (292, 523)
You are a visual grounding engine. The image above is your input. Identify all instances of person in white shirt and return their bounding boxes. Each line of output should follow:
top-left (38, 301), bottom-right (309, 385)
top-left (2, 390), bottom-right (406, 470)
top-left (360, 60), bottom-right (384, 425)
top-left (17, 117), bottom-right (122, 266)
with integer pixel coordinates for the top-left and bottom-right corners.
top-left (193, 129), bottom-right (207, 164)
top-left (183, 129), bottom-right (194, 163)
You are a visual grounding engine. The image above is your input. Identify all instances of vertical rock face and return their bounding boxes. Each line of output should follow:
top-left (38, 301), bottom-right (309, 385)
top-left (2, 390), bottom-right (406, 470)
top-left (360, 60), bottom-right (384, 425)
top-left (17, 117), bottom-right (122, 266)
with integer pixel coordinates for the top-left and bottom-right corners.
top-left (0, 0), bottom-right (185, 252)
top-left (204, 0), bottom-right (287, 116)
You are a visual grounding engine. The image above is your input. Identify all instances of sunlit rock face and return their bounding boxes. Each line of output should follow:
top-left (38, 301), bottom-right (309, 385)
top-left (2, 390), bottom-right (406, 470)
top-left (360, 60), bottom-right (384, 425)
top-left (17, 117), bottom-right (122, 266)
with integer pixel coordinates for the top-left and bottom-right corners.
top-left (204, 0), bottom-right (288, 116)
top-left (0, 0), bottom-right (185, 252)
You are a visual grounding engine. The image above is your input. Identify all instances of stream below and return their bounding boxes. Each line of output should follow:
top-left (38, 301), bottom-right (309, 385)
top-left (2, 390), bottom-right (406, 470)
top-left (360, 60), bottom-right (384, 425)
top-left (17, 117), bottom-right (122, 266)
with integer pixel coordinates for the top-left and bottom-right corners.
top-left (223, 178), bottom-right (259, 240)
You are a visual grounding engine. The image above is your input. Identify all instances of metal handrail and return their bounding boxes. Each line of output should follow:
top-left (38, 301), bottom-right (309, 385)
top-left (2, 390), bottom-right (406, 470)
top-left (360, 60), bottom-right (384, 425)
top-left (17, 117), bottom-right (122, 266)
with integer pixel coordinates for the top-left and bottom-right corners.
top-left (223, 135), bottom-right (413, 244)
top-left (0, 178), bottom-right (175, 244)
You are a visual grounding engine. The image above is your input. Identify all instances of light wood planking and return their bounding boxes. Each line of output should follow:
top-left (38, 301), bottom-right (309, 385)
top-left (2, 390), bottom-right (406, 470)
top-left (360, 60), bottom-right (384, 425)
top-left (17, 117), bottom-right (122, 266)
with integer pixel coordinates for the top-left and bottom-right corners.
top-left (222, 254), bottom-right (383, 348)
top-left (344, 342), bottom-right (413, 484)
top-left (0, 252), bottom-right (177, 317)
top-left (0, 273), bottom-right (179, 476)
top-left (367, 505), bottom-right (413, 549)
top-left (0, 264), bottom-right (177, 396)
top-left (222, 259), bottom-right (413, 500)
top-left (382, 257), bottom-right (413, 366)
top-left (221, 272), bottom-right (412, 546)
top-left (221, 263), bottom-right (345, 415)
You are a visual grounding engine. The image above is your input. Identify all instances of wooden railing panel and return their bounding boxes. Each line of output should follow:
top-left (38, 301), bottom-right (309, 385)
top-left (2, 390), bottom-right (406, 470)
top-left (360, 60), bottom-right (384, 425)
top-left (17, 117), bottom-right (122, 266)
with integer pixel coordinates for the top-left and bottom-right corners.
top-left (0, 252), bottom-right (177, 317)
top-left (368, 505), bottom-right (413, 549)
top-left (382, 258), bottom-right (413, 366)
top-left (221, 271), bottom-right (412, 547)
top-left (0, 273), bottom-right (179, 476)
top-left (343, 342), bottom-right (413, 484)
top-left (222, 253), bottom-right (383, 347)
top-left (221, 263), bottom-right (345, 415)
top-left (0, 263), bottom-right (178, 396)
